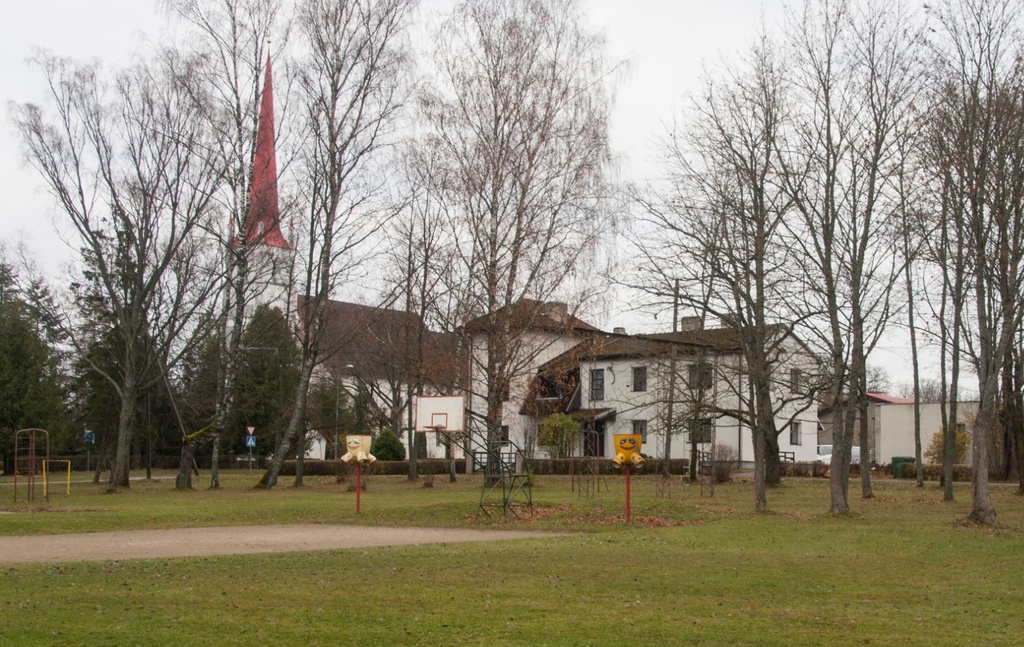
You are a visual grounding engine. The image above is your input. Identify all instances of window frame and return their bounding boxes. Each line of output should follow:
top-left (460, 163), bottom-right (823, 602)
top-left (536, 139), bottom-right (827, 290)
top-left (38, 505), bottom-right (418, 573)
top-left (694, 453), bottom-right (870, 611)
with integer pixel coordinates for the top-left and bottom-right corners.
top-left (689, 417), bottom-right (713, 444)
top-left (590, 368), bottom-right (605, 401)
top-left (632, 366), bottom-right (647, 392)
top-left (632, 419), bottom-right (648, 443)
top-left (688, 361), bottom-right (713, 390)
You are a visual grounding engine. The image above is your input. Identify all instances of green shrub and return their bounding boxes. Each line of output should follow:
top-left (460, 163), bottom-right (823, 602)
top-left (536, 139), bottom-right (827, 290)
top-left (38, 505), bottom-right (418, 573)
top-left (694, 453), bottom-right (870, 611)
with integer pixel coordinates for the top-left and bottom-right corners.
top-left (538, 413), bottom-right (581, 459)
top-left (371, 428), bottom-right (406, 461)
top-left (925, 426), bottom-right (970, 463)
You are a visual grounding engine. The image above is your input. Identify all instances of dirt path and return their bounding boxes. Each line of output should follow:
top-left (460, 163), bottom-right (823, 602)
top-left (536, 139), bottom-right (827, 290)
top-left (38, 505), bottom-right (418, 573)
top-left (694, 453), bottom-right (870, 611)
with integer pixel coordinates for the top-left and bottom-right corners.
top-left (0, 525), bottom-right (568, 564)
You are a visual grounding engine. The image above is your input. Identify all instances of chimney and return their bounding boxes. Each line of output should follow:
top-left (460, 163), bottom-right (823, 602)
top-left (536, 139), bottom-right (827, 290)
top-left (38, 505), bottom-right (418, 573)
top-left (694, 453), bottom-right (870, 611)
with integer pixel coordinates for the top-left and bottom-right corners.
top-left (542, 301), bottom-right (568, 323)
top-left (613, 327), bottom-right (626, 335)
top-left (679, 316), bottom-right (702, 331)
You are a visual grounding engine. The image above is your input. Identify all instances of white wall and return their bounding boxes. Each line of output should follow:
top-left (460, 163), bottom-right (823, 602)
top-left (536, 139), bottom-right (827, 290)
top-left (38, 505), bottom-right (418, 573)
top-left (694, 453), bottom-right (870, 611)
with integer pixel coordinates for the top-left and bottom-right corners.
top-left (875, 402), bottom-right (978, 464)
top-left (470, 328), bottom-right (587, 451)
top-left (568, 337), bottom-right (819, 463)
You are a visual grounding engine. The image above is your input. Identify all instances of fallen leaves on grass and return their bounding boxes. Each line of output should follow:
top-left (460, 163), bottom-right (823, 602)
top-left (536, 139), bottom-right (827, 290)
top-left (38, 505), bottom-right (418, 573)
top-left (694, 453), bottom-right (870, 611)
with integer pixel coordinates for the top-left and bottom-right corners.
top-left (594, 515), bottom-right (705, 527)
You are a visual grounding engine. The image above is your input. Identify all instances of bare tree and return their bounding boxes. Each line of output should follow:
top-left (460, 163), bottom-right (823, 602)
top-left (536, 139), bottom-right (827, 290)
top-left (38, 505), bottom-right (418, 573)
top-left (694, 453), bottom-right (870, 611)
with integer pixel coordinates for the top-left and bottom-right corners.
top-left (925, 0), bottom-right (1024, 524)
top-left (778, 0), bottom-right (919, 513)
top-left (13, 52), bottom-right (224, 489)
top-left (258, 0), bottom-right (415, 489)
top-left (164, 0), bottom-right (293, 489)
top-left (379, 155), bottom-right (460, 479)
top-left (416, 0), bottom-right (615, 446)
top-left (632, 33), bottom-right (816, 511)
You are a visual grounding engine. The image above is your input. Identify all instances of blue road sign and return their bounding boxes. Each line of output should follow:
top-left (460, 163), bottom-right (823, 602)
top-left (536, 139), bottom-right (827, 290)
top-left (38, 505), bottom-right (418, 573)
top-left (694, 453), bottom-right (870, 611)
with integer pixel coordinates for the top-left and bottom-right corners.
top-left (84, 433), bottom-right (95, 444)
top-left (245, 436), bottom-right (257, 448)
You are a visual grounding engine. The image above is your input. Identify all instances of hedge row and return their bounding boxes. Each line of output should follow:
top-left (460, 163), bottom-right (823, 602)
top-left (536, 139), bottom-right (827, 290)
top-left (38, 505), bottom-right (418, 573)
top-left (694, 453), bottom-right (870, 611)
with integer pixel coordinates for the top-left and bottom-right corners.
top-left (525, 457), bottom-right (691, 476)
top-left (10, 453), bottom-right (271, 473)
top-left (279, 459), bottom-right (466, 477)
top-left (278, 457), bottom-right (692, 477)
top-left (895, 461), bottom-right (972, 482)
top-left (780, 462), bottom-right (832, 478)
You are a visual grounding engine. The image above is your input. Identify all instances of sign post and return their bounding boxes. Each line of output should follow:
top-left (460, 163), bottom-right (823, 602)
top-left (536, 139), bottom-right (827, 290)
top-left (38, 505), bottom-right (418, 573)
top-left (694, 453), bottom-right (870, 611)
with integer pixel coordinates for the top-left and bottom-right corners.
top-left (625, 464), bottom-right (632, 522)
top-left (340, 435), bottom-right (376, 514)
top-left (612, 434), bottom-right (645, 523)
top-left (84, 429), bottom-right (95, 472)
top-left (246, 427), bottom-right (256, 470)
top-left (355, 463), bottom-right (362, 513)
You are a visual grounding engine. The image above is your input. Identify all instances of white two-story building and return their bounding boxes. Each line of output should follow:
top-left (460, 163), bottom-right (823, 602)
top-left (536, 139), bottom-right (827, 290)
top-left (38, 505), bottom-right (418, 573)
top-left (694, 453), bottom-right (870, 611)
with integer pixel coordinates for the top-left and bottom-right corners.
top-left (518, 318), bottom-right (819, 465)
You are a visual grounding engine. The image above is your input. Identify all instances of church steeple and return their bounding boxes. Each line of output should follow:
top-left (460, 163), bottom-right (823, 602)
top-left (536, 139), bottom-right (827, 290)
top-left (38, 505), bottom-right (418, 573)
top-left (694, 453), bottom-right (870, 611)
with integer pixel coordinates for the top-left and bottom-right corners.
top-left (247, 52), bottom-right (288, 249)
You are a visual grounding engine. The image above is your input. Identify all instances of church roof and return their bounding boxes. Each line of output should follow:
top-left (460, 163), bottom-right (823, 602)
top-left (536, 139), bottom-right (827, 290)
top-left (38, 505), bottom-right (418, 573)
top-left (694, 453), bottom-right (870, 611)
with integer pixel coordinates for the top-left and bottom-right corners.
top-left (246, 53), bottom-right (289, 249)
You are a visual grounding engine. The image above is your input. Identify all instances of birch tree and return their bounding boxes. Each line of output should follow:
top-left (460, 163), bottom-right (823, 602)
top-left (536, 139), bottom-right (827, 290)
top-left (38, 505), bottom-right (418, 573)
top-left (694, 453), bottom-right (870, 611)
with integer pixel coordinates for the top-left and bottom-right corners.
top-left (259, 0), bottom-right (414, 489)
top-left (416, 0), bottom-right (615, 446)
top-left (164, 0), bottom-right (292, 489)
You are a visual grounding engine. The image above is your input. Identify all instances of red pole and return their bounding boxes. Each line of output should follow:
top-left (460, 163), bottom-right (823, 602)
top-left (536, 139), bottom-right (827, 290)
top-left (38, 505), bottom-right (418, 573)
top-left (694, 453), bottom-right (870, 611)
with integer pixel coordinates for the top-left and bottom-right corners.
top-left (625, 464), bottom-right (631, 523)
top-left (355, 463), bottom-right (362, 513)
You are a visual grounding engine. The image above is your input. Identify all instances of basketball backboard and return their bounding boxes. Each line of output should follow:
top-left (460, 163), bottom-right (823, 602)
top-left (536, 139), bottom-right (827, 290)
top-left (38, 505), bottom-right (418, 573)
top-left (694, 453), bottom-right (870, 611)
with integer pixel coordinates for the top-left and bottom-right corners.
top-left (414, 395), bottom-right (465, 433)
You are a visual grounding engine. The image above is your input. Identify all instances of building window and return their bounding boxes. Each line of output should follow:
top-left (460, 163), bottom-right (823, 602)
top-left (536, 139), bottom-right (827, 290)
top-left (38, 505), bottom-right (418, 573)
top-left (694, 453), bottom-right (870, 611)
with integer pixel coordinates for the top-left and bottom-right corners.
top-left (632, 366), bottom-right (647, 392)
top-left (689, 417), bottom-right (713, 444)
top-left (632, 419), bottom-right (648, 443)
top-left (590, 368), bottom-right (605, 401)
top-left (790, 368), bottom-right (802, 392)
top-left (688, 361), bottom-right (713, 390)
top-left (789, 421), bottom-right (802, 445)
top-left (500, 425), bottom-right (510, 445)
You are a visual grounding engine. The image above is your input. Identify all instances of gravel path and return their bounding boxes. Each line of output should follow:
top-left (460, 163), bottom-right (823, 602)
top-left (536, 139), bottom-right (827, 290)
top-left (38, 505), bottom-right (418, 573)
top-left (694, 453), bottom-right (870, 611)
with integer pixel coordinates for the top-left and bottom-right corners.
top-left (0, 525), bottom-right (568, 564)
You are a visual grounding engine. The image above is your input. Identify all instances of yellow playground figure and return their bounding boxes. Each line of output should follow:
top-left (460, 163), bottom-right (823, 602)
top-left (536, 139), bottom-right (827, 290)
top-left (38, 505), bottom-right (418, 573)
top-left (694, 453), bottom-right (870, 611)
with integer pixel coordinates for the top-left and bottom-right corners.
top-left (612, 433), bottom-right (645, 468)
top-left (340, 435), bottom-right (376, 466)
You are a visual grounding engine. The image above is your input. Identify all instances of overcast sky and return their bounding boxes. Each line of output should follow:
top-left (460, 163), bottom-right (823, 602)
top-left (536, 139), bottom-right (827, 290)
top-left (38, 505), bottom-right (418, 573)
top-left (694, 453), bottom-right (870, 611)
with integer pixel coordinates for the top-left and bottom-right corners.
top-left (0, 1), bottom-right (926, 386)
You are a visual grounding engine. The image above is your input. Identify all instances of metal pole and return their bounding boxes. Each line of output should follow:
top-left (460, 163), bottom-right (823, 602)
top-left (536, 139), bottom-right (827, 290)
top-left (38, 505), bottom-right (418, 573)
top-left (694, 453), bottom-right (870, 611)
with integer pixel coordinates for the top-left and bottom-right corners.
top-left (355, 463), bottom-right (362, 513)
top-left (625, 464), bottom-right (632, 523)
top-left (335, 378), bottom-right (340, 460)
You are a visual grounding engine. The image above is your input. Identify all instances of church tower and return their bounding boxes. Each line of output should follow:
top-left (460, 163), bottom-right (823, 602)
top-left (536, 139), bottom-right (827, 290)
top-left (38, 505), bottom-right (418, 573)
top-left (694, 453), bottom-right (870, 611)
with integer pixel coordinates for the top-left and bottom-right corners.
top-left (244, 52), bottom-right (294, 319)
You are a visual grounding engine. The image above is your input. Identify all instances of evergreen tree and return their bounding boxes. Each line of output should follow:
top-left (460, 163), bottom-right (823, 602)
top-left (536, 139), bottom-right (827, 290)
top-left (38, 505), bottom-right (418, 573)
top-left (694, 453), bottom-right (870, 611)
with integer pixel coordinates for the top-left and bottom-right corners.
top-left (0, 260), bottom-right (70, 471)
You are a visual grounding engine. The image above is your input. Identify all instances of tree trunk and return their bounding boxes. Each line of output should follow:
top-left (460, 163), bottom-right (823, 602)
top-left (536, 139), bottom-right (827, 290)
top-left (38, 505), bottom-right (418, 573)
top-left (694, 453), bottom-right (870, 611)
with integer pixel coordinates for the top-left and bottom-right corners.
top-left (209, 433), bottom-right (221, 489)
top-left (859, 399), bottom-right (873, 499)
top-left (830, 402), bottom-right (854, 515)
top-left (753, 427), bottom-right (767, 512)
top-left (968, 403), bottom-right (998, 525)
top-left (176, 440), bottom-right (197, 489)
top-left (259, 353), bottom-right (316, 488)
top-left (407, 384), bottom-right (418, 481)
top-left (108, 379), bottom-right (138, 490)
top-left (764, 430), bottom-right (781, 486)
top-left (294, 428), bottom-right (306, 487)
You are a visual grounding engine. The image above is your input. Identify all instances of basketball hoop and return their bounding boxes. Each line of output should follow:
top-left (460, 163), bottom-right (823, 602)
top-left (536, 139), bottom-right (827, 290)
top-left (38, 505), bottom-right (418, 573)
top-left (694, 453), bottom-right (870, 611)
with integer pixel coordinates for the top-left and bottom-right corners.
top-left (424, 424), bottom-right (447, 434)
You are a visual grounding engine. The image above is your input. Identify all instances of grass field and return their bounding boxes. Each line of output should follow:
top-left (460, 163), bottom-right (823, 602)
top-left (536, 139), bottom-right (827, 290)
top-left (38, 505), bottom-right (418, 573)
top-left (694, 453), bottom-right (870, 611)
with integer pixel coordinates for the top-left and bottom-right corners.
top-left (1, 470), bottom-right (1022, 646)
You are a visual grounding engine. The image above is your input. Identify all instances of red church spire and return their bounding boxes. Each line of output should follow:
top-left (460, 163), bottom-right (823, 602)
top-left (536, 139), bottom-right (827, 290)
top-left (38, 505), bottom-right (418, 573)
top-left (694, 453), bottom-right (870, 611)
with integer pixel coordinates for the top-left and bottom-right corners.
top-left (246, 52), bottom-right (289, 249)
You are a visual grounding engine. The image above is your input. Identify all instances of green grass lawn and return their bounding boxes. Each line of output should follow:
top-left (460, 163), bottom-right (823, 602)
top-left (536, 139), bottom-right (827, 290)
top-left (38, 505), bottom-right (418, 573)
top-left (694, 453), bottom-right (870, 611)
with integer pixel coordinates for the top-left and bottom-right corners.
top-left (1, 470), bottom-right (1022, 646)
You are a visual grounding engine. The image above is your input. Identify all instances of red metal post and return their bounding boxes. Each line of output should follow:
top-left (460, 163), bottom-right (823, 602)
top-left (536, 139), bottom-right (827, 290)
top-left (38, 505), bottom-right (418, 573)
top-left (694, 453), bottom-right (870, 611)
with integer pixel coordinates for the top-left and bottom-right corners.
top-left (625, 464), bottom-right (631, 523)
top-left (355, 463), bottom-right (362, 513)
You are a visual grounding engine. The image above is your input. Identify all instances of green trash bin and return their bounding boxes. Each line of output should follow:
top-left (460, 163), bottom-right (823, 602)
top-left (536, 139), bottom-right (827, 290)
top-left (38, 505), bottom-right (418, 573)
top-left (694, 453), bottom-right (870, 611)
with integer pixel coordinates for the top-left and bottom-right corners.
top-left (892, 456), bottom-right (915, 479)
